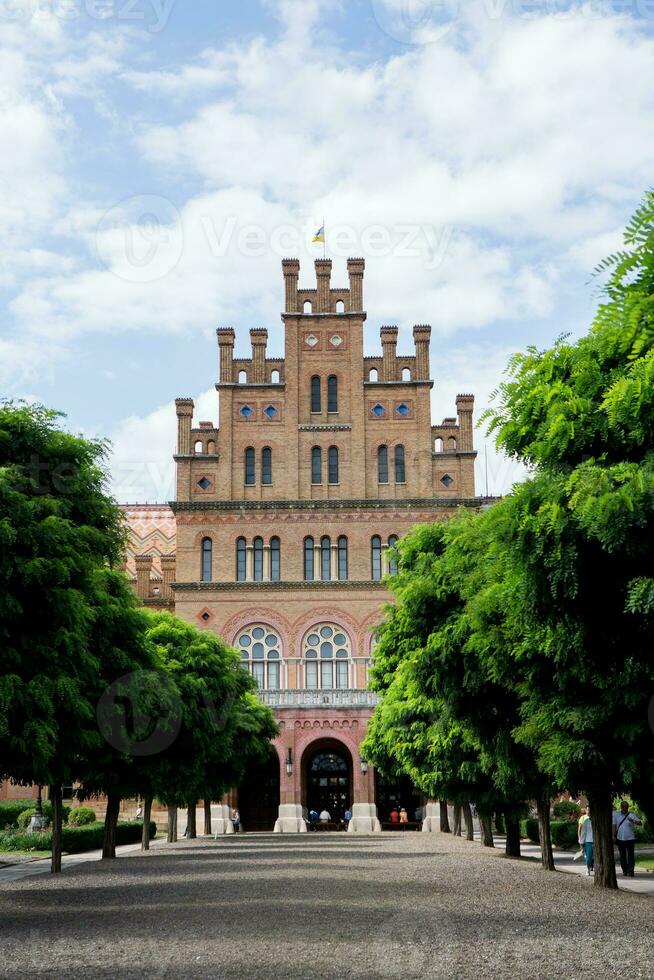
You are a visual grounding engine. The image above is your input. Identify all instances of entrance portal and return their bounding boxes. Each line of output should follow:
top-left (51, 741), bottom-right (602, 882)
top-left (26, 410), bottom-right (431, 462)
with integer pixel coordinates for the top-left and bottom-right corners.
top-left (304, 743), bottom-right (352, 822)
top-left (238, 750), bottom-right (280, 832)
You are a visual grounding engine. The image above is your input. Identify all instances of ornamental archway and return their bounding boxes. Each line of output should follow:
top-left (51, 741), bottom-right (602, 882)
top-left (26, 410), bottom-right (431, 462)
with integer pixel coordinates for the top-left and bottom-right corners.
top-left (302, 738), bottom-right (353, 823)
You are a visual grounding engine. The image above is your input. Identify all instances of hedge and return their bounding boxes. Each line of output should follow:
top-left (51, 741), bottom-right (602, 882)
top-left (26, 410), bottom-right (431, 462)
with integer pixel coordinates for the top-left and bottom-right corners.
top-left (0, 800), bottom-right (71, 829)
top-left (520, 818), bottom-right (540, 844)
top-left (519, 818), bottom-right (579, 849)
top-left (0, 820), bottom-right (156, 854)
top-left (68, 807), bottom-right (97, 827)
top-left (552, 800), bottom-right (581, 820)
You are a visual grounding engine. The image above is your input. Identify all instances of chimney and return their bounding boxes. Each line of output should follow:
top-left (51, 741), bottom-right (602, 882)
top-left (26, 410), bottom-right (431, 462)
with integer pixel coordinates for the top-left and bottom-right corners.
top-left (216, 328), bottom-right (235, 383)
top-left (250, 328), bottom-right (268, 383)
top-left (456, 394), bottom-right (475, 451)
top-left (380, 326), bottom-right (399, 382)
top-left (315, 259), bottom-right (332, 313)
top-left (413, 325), bottom-right (431, 380)
top-left (347, 258), bottom-right (365, 311)
top-left (282, 258), bottom-right (300, 312)
top-left (175, 398), bottom-right (194, 455)
top-left (135, 555), bottom-right (153, 600)
top-left (160, 554), bottom-right (176, 601)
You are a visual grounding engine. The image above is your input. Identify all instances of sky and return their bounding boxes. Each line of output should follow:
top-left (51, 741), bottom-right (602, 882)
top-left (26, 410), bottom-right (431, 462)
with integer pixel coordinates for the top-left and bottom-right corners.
top-left (2, 0), bottom-right (654, 502)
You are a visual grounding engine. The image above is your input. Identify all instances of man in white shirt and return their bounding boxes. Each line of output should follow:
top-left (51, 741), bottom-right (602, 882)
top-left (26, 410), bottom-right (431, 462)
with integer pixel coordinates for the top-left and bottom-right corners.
top-left (613, 800), bottom-right (642, 877)
top-left (319, 809), bottom-right (331, 824)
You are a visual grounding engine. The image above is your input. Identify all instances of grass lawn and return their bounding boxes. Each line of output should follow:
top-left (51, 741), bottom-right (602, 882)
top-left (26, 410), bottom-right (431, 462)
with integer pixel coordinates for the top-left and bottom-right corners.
top-left (635, 856), bottom-right (654, 871)
top-left (0, 850), bottom-right (51, 865)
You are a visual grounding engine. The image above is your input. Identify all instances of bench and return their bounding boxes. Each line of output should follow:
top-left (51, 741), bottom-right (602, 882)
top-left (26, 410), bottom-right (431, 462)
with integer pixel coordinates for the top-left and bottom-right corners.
top-left (309, 821), bottom-right (343, 832)
top-left (381, 821), bottom-right (422, 831)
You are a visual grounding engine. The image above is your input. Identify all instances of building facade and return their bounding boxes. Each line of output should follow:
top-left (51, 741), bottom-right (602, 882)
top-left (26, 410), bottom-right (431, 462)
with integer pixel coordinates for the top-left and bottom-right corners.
top-left (124, 257), bottom-right (482, 832)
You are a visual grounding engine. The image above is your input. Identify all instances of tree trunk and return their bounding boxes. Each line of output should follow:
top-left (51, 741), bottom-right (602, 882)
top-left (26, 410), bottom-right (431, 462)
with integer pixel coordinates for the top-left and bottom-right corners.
top-left (536, 796), bottom-right (555, 871)
top-left (588, 789), bottom-right (618, 890)
top-left (204, 800), bottom-right (212, 836)
top-left (141, 798), bottom-right (153, 851)
top-left (102, 794), bottom-right (120, 859)
top-left (452, 803), bottom-right (462, 837)
top-left (187, 803), bottom-right (197, 839)
top-left (439, 800), bottom-right (451, 833)
top-left (167, 804), bottom-right (177, 843)
top-left (505, 815), bottom-right (521, 857)
top-left (50, 784), bottom-right (63, 874)
top-left (479, 812), bottom-right (494, 847)
top-left (462, 803), bottom-right (474, 841)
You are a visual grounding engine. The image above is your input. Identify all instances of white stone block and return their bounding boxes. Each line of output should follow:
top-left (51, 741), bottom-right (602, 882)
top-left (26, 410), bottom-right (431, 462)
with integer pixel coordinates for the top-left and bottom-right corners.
top-left (347, 803), bottom-right (381, 833)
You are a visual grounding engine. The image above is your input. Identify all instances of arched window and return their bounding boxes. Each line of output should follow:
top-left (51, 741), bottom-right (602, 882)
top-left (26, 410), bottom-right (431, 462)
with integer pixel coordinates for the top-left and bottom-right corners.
top-left (311, 446), bottom-right (322, 485)
top-left (253, 537), bottom-right (264, 582)
top-left (304, 536), bottom-right (315, 581)
top-left (201, 537), bottom-right (212, 582)
top-left (394, 445), bottom-right (406, 484)
top-left (262, 447), bottom-right (272, 485)
top-left (311, 375), bottom-right (321, 413)
top-left (371, 535), bottom-right (382, 581)
top-left (194, 440), bottom-right (204, 454)
top-left (207, 440), bottom-right (216, 454)
top-left (303, 624), bottom-right (350, 690)
top-left (336, 300), bottom-right (345, 314)
top-left (245, 447), bottom-right (255, 485)
top-left (378, 446), bottom-right (389, 484)
top-left (388, 535), bottom-right (399, 576)
top-left (271, 369), bottom-right (280, 384)
top-left (238, 370), bottom-right (247, 384)
top-left (270, 536), bottom-right (281, 582)
top-left (369, 367), bottom-right (379, 382)
top-left (328, 446), bottom-right (339, 485)
top-left (327, 375), bottom-right (338, 413)
top-left (447, 436), bottom-right (457, 450)
top-left (321, 536), bottom-right (331, 581)
top-left (434, 437), bottom-right (444, 453)
top-left (304, 300), bottom-right (313, 314)
top-left (236, 537), bottom-right (246, 582)
top-left (237, 624), bottom-right (281, 690)
top-left (338, 536), bottom-right (348, 581)
top-left (402, 367), bottom-right (412, 381)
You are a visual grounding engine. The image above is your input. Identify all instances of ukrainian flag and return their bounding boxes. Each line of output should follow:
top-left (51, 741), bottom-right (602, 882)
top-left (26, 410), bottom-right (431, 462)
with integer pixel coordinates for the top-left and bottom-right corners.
top-left (312, 225), bottom-right (325, 244)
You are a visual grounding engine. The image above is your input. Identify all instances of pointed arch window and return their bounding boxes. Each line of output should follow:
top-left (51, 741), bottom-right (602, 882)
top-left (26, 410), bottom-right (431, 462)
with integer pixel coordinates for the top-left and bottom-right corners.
top-left (371, 535), bottom-right (382, 581)
top-left (253, 537), bottom-right (264, 582)
top-left (311, 446), bottom-right (322, 485)
top-left (338, 536), bottom-right (348, 581)
top-left (394, 445), bottom-right (406, 484)
top-left (201, 538), bottom-right (213, 583)
top-left (327, 375), bottom-right (338, 413)
top-left (328, 446), bottom-right (339, 485)
top-left (245, 447), bottom-right (255, 486)
top-left (388, 535), bottom-right (399, 576)
top-left (304, 536), bottom-right (315, 581)
top-left (378, 446), bottom-right (389, 484)
top-left (262, 447), bottom-right (272, 485)
top-left (271, 536), bottom-right (281, 582)
top-left (236, 537), bottom-right (247, 582)
top-left (311, 375), bottom-right (321, 413)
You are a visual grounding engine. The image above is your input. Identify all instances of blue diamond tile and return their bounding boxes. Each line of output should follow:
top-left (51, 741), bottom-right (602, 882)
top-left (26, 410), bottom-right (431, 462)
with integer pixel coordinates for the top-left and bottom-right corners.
top-left (240, 405), bottom-right (254, 418)
top-left (264, 405), bottom-right (278, 418)
top-left (372, 403), bottom-right (385, 417)
top-left (397, 403), bottom-right (410, 417)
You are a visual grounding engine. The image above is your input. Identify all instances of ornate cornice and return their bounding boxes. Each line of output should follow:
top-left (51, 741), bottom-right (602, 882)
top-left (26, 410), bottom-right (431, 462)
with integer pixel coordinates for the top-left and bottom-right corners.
top-left (298, 424), bottom-right (352, 432)
top-left (170, 496), bottom-right (489, 513)
top-left (172, 580), bottom-right (389, 592)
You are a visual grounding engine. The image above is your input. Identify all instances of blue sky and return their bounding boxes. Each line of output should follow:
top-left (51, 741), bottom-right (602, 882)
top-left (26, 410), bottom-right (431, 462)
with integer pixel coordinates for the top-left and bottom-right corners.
top-left (2, 0), bottom-right (654, 500)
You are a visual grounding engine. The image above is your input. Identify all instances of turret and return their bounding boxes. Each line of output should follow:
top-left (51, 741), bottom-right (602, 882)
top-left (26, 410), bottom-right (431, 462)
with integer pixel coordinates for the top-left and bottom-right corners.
top-left (175, 398), bottom-right (194, 455)
top-left (217, 329), bottom-right (235, 383)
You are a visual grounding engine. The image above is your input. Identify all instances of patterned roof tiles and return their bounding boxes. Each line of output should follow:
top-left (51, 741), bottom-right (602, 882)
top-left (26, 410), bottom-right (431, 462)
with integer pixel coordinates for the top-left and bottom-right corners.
top-left (120, 504), bottom-right (176, 579)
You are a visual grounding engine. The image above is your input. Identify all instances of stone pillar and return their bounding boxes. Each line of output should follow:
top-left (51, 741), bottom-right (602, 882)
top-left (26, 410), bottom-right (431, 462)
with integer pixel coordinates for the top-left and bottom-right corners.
top-left (282, 258), bottom-right (300, 312)
top-left (380, 326), bottom-right (398, 382)
top-left (135, 555), bottom-right (153, 600)
top-left (381, 543), bottom-right (390, 577)
top-left (347, 803), bottom-right (382, 834)
top-left (211, 795), bottom-right (235, 837)
top-left (217, 328), bottom-right (235, 383)
top-left (175, 398), bottom-right (194, 455)
top-left (263, 544), bottom-right (271, 582)
top-left (313, 543), bottom-right (321, 582)
top-left (413, 325), bottom-right (431, 381)
top-left (246, 545), bottom-right (254, 583)
top-left (456, 394), bottom-right (475, 451)
top-left (347, 257), bottom-right (365, 312)
top-left (315, 258), bottom-right (332, 313)
top-left (421, 800), bottom-right (441, 832)
top-left (160, 554), bottom-right (176, 602)
top-left (274, 804), bottom-right (308, 834)
top-left (250, 328), bottom-right (268, 383)
top-left (330, 543), bottom-right (338, 580)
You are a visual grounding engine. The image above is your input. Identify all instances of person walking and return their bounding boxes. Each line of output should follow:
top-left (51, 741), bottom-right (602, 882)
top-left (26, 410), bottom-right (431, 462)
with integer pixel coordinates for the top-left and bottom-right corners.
top-left (613, 800), bottom-right (641, 877)
top-left (343, 808), bottom-right (352, 830)
top-left (578, 806), bottom-right (594, 876)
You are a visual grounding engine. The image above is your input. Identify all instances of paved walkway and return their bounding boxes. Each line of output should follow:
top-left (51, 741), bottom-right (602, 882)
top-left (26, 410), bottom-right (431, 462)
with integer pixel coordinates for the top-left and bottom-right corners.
top-left (515, 838), bottom-right (654, 896)
top-left (2, 833), bottom-right (653, 979)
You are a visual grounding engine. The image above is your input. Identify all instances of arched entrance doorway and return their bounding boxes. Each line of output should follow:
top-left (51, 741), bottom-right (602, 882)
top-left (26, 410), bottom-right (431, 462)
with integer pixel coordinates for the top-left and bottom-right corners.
top-left (303, 740), bottom-right (353, 822)
top-left (237, 749), bottom-right (280, 832)
top-left (375, 772), bottom-right (423, 825)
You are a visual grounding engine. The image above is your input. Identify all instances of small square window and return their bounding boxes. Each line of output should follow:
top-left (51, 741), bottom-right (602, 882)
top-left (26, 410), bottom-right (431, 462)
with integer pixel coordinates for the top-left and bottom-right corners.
top-left (441, 474), bottom-right (454, 488)
top-left (306, 335), bottom-right (319, 347)
top-left (240, 405), bottom-right (254, 418)
top-left (201, 612), bottom-right (210, 622)
top-left (396, 403), bottom-right (410, 417)
top-left (371, 404), bottom-right (385, 418)
top-left (264, 405), bottom-right (278, 419)
top-left (198, 477), bottom-right (211, 490)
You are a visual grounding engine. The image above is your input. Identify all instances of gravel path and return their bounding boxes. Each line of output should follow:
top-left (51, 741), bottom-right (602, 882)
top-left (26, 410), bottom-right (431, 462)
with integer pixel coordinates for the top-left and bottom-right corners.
top-left (1, 832), bottom-right (652, 979)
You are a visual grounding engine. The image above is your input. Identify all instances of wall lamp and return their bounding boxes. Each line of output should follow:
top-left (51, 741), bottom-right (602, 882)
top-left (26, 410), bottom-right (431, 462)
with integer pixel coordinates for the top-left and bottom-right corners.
top-left (286, 747), bottom-right (293, 777)
top-left (360, 759), bottom-right (368, 775)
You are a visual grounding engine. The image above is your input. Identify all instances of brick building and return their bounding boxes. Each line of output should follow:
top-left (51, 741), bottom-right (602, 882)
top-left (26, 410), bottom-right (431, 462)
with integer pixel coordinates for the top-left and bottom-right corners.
top-left (129, 257), bottom-right (483, 833)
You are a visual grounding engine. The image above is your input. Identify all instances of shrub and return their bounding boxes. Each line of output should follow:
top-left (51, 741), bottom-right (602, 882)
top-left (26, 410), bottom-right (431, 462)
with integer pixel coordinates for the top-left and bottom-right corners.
top-left (552, 800), bottom-right (581, 821)
top-left (15, 801), bottom-right (71, 830)
top-left (494, 813), bottom-right (505, 835)
top-left (550, 820), bottom-right (579, 849)
top-left (0, 820), bottom-right (156, 855)
top-left (68, 807), bottom-right (96, 826)
top-left (520, 818), bottom-right (540, 844)
top-left (0, 800), bottom-right (37, 829)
